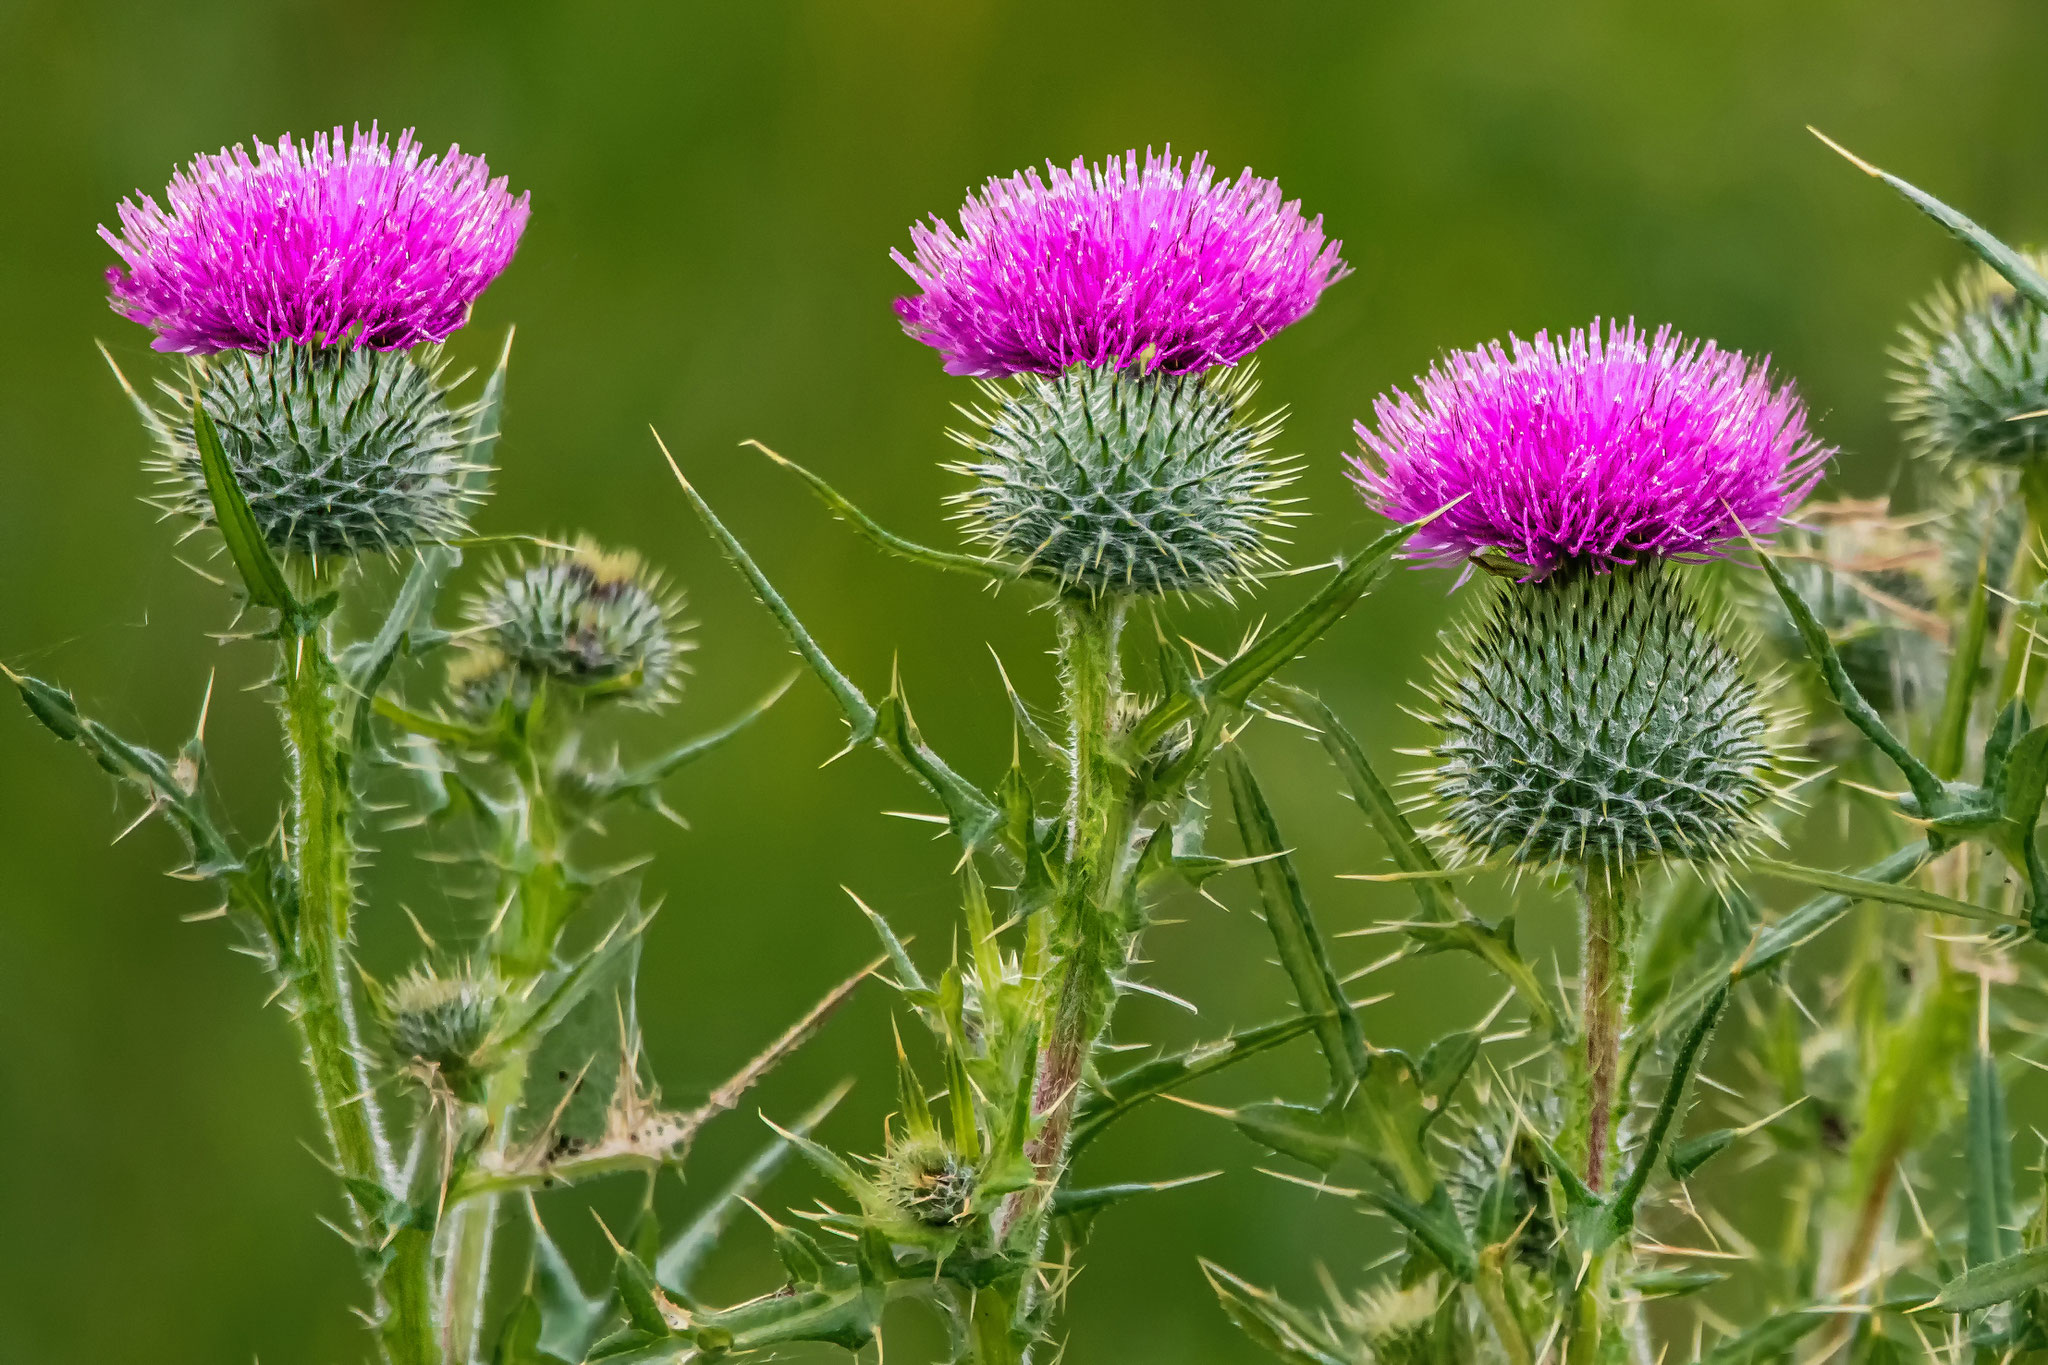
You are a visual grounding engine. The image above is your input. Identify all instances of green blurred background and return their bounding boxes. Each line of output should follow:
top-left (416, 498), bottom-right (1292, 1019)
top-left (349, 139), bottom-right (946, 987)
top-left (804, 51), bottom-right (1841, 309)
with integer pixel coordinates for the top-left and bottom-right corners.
top-left (4, 2), bottom-right (2047, 1360)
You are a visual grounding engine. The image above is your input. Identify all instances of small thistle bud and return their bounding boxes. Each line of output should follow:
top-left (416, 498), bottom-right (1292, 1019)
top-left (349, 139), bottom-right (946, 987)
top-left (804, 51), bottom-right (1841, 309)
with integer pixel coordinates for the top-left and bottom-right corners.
top-left (382, 963), bottom-right (505, 1086)
top-left (1424, 565), bottom-right (1780, 870)
top-left (151, 343), bottom-right (481, 557)
top-left (1109, 690), bottom-right (1193, 778)
top-left (948, 364), bottom-right (1295, 596)
top-left (880, 1134), bottom-right (978, 1229)
top-left (1893, 252), bottom-right (2048, 468)
top-left (453, 539), bottom-right (692, 714)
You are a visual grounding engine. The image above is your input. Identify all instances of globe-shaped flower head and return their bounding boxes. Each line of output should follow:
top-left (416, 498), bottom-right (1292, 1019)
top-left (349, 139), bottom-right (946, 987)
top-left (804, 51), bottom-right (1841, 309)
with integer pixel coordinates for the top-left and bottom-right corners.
top-left (895, 150), bottom-right (1347, 598)
top-left (101, 125), bottom-right (530, 559)
top-left (1353, 321), bottom-right (1831, 871)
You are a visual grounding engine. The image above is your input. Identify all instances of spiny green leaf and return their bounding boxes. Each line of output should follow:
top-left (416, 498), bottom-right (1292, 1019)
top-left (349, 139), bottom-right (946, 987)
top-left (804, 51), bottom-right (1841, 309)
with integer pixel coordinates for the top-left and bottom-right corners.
top-left (1130, 519), bottom-right (1422, 765)
top-left (1069, 1014), bottom-right (1322, 1157)
top-left (1813, 128), bottom-right (2048, 312)
top-left (1222, 748), bottom-right (1366, 1088)
top-left (1926, 1245), bottom-right (2048, 1312)
top-left (1667, 1128), bottom-right (1736, 1181)
top-left (1744, 857), bottom-right (2017, 925)
top-left (1750, 538), bottom-right (1940, 809)
top-left (749, 440), bottom-right (1014, 581)
top-left (529, 1202), bottom-right (607, 1362)
top-left (489, 1295), bottom-right (545, 1365)
top-left (595, 672), bottom-right (798, 801)
top-left (192, 402), bottom-right (298, 614)
top-left (1201, 1261), bottom-right (1349, 1365)
top-left (1697, 1307), bottom-right (1827, 1363)
top-left (1966, 1027), bottom-right (2019, 1265)
top-left (1599, 987), bottom-right (1728, 1248)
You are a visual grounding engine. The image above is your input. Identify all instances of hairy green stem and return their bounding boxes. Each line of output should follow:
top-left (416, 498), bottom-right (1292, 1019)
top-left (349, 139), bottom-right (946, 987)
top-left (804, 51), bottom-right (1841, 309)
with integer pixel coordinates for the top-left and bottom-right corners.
top-left (992, 595), bottom-right (1130, 1350)
top-left (442, 726), bottom-right (565, 1360)
top-left (1475, 1245), bottom-right (1535, 1365)
top-left (1574, 867), bottom-right (1638, 1193)
top-left (280, 621), bottom-right (428, 1362)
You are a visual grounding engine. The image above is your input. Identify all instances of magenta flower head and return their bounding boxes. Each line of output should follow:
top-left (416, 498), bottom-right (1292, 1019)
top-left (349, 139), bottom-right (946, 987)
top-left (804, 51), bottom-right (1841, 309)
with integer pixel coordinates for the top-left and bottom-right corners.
top-left (102, 124), bottom-right (529, 354)
top-left (1351, 320), bottom-right (1831, 577)
top-left (893, 148), bottom-right (1347, 378)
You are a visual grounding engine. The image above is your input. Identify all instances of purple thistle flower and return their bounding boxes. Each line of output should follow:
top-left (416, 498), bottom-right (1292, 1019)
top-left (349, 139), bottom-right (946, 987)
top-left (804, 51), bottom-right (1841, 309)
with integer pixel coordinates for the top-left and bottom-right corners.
top-left (102, 125), bottom-right (529, 354)
top-left (1350, 320), bottom-right (1831, 575)
top-left (893, 149), bottom-right (1347, 378)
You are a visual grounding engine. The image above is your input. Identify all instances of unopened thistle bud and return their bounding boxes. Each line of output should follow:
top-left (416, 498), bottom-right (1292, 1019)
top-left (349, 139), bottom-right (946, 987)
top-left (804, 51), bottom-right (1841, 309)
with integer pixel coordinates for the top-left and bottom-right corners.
top-left (101, 125), bottom-right (527, 556)
top-left (382, 963), bottom-right (506, 1087)
top-left (895, 149), bottom-right (1346, 597)
top-left (1427, 565), bottom-right (1778, 867)
top-left (880, 1134), bottom-right (978, 1229)
top-left (1354, 321), bottom-right (1826, 871)
top-left (150, 344), bottom-right (482, 556)
top-left (1893, 252), bottom-right (2048, 468)
top-left (948, 365), bottom-right (1295, 595)
top-left (452, 539), bottom-right (691, 714)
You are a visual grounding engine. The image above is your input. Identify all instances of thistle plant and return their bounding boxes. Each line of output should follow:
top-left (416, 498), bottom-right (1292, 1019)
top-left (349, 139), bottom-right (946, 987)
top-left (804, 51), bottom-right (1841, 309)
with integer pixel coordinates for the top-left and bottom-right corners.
top-left (12, 126), bottom-right (866, 1365)
top-left (25, 118), bottom-right (2048, 1365)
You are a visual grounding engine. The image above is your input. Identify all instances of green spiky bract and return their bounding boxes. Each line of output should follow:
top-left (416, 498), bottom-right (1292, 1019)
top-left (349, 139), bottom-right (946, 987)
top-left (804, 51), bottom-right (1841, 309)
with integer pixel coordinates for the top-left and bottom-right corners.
top-left (453, 539), bottom-right (693, 714)
top-left (947, 362), bottom-right (1295, 597)
top-left (152, 342), bottom-right (482, 557)
top-left (1894, 251), bottom-right (2048, 468)
top-left (1425, 563), bottom-right (1780, 870)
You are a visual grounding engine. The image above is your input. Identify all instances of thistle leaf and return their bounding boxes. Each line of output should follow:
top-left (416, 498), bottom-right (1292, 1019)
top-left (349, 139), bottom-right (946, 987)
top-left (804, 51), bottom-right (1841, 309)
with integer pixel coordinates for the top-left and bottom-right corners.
top-left (1129, 519), bottom-right (1421, 774)
top-left (529, 1201), bottom-right (607, 1362)
top-left (1966, 1025), bottom-right (2019, 1265)
top-left (1696, 1307), bottom-right (1828, 1363)
top-left (748, 440), bottom-right (1014, 581)
top-left (1744, 857), bottom-right (2016, 925)
top-left (1222, 748), bottom-right (1367, 1088)
top-left (193, 403), bottom-right (299, 615)
top-left (1926, 1245), bottom-right (2048, 1312)
top-left (1750, 539), bottom-right (1942, 809)
top-left (1598, 987), bottom-right (1728, 1248)
top-left (1201, 1261), bottom-right (1350, 1365)
top-left (1068, 1013), bottom-right (1322, 1156)
top-left (594, 672), bottom-right (798, 802)
top-left (1813, 128), bottom-right (2048, 312)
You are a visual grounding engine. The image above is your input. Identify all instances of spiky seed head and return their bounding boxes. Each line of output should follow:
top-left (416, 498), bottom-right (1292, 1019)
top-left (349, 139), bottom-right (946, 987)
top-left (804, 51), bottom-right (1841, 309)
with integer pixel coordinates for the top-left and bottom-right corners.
top-left (149, 342), bottom-right (481, 557)
top-left (947, 363), bottom-right (1295, 597)
top-left (880, 1134), bottom-right (978, 1229)
top-left (454, 539), bottom-right (693, 714)
top-left (1424, 564), bottom-right (1782, 871)
top-left (1740, 500), bottom-right (1945, 719)
top-left (384, 963), bottom-right (505, 1085)
top-left (1894, 252), bottom-right (2048, 468)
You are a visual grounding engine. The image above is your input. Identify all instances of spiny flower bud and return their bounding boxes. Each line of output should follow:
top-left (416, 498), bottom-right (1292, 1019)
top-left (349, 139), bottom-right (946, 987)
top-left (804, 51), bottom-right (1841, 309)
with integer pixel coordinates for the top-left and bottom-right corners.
top-left (383, 963), bottom-right (505, 1085)
top-left (880, 1134), bottom-right (978, 1229)
top-left (1424, 564), bottom-right (1780, 870)
top-left (150, 343), bottom-right (481, 557)
top-left (1893, 252), bottom-right (2048, 468)
top-left (453, 539), bottom-right (692, 714)
top-left (947, 364), bottom-right (1295, 597)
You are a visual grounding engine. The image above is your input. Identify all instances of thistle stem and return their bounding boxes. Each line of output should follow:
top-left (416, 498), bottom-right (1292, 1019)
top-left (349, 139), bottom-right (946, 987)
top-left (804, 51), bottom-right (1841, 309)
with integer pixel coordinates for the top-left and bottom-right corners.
top-left (995, 595), bottom-right (1130, 1345)
top-left (1574, 865), bottom-right (1638, 1193)
top-left (279, 620), bottom-right (428, 1362)
top-left (1999, 465), bottom-right (2048, 704)
top-left (442, 725), bottom-right (563, 1360)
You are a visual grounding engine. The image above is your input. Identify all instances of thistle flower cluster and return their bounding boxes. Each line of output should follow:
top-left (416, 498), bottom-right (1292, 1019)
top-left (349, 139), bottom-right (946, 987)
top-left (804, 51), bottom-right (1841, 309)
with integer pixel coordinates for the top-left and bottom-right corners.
top-left (103, 125), bottom-right (529, 354)
top-left (894, 148), bottom-right (1346, 378)
top-left (901, 149), bottom-right (1340, 599)
top-left (105, 126), bottom-right (525, 559)
top-left (1352, 320), bottom-right (1829, 575)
